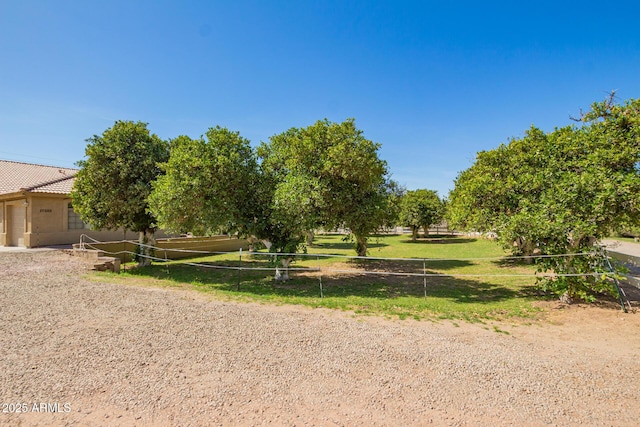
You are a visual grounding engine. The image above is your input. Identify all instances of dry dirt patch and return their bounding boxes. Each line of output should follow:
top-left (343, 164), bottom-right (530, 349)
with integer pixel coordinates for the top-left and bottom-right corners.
top-left (1, 251), bottom-right (638, 426)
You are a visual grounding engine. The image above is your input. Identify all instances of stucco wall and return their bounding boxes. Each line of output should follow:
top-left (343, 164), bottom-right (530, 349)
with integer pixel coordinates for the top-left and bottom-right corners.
top-left (83, 236), bottom-right (249, 262)
top-left (0, 199), bottom-right (27, 246)
top-left (25, 229), bottom-right (137, 248)
top-left (0, 194), bottom-right (138, 248)
top-left (26, 195), bottom-right (126, 246)
top-left (29, 196), bottom-right (65, 233)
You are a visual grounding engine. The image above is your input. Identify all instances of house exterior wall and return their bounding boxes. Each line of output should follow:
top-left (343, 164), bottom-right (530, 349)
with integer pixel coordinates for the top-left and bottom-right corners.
top-left (8, 203), bottom-right (26, 246)
top-left (30, 195), bottom-right (64, 233)
top-left (0, 198), bottom-right (28, 247)
top-left (0, 193), bottom-right (136, 248)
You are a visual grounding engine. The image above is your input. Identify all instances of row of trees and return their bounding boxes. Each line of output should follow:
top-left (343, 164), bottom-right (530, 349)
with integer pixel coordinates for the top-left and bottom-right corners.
top-left (73, 96), bottom-right (639, 302)
top-left (447, 95), bottom-right (640, 301)
top-left (72, 119), bottom-right (446, 266)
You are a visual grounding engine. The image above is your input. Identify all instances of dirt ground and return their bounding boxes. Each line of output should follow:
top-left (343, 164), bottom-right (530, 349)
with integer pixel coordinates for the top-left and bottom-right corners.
top-left (1, 251), bottom-right (639, 426)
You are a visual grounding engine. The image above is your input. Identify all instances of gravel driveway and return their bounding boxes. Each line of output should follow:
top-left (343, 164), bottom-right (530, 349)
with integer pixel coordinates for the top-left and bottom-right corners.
top-left (1, 251), bottom-right (638, 426)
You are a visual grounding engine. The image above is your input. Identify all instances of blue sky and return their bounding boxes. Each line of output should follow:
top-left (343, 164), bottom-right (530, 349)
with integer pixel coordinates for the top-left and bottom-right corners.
top-left (1, 1), bottom-right (639, 196)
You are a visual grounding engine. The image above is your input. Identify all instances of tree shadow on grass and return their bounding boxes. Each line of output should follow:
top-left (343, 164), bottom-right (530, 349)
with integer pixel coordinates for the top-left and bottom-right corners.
top-left (347, 258), bottom-right (474, 271)
top-left (253, 273), bottom-right (524, 304)
top-left (491, 258), bottom-right (537, 268)
top-left (124, 260), bottom-right (528, 305)
top-left (322, 276), bottom-right (505, 301)
top-left (313, 240), bottom-right (388, 251)
top-left (401, 237), bottom-right (478, 245)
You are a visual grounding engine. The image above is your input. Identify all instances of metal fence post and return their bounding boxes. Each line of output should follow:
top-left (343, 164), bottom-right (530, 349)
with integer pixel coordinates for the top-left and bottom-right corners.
top-left (237, 248), bottom-right (242, 291)
top-left (423, 259), bottom-right (427, 298)
top-left (165, 249), bottom-right (169, 276)
top-left (318, 255), bottom-right (323, 298)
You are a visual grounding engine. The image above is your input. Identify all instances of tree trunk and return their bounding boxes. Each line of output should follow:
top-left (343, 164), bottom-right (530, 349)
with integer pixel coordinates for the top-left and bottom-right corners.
top-left (275, 257), bottom-right (292, 281)
top-left (514, 237), bottom-right (535, 264)
top-left (247, 235), bottom-right (260, 252)
top-left (355, 235), bottom-right (367, 257)
top-left (137, 229), bottom-right (155, 267)
top-left (305, 230), bottom-right (315, 246)
top-left (412, 227), bottom-right (418, 241)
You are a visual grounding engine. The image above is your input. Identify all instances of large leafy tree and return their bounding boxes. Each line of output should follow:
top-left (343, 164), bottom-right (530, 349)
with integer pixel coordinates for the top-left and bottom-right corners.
top-left (399, 189), bottom-right (445, 240)
top-left (71, 120), bottom-right (169, 265)
top-left (447, 126), bottom-right (549, 256)
top-left (258, 118), bottom-right (392, 256)
top-left (146, 126), bottom-right (297, 279)
top-left (147, 126), bottom-right (259, 237)
top-left (448, 96), bottom-right (640, 301)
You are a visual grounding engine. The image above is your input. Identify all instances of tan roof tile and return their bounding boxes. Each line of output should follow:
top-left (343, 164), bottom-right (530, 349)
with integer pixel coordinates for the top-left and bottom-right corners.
top-left (0, 160), bottom-right (78, 195)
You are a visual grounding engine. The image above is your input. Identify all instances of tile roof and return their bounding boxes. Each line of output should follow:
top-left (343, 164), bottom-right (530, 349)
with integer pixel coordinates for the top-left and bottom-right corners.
top-left (0, 160), bottom-right (78, 195)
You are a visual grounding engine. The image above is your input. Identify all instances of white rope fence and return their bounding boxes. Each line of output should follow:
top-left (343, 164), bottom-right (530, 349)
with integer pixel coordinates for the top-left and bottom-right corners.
top-left (78, 234), bottom-right (625, 302)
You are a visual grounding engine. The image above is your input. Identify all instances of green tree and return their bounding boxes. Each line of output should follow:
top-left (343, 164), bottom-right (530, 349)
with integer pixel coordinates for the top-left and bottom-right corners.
top-left (448, 97), bottom-right (640, 301)
top-left (380, 180), bottom-right (405, 232)
top-left (71, 120), bottom-right (169, 266)
top-left (447, 126), bottom-right (549, 256)
top-left (147, 126), bottom-right (259, 237)
top-left (259, 118), bottom-right (392, 256)
top-left (399, 189), bottom-right (445, 240)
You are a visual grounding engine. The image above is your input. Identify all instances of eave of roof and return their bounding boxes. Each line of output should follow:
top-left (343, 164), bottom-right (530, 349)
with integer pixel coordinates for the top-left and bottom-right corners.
top-left (0, 159), bottom-right (78, 195)
top-left (22, 175), bottom-right (76, 194)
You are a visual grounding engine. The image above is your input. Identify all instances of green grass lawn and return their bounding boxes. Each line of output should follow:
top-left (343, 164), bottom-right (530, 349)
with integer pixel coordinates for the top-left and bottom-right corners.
top-left (103, 234), bottom-right (546, 322)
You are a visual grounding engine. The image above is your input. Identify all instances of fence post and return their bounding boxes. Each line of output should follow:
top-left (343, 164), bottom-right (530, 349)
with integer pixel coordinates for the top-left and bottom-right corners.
top-left (604, 248), bottom-right (629, 313)
top-left (318, 255), bottom-right (323, 298)
top-left (423, 259), bottom-right (427, 298)
top-left (237, 248), bottom-right (242, 291)
top-left (164, 249), bottom-right (169, 276)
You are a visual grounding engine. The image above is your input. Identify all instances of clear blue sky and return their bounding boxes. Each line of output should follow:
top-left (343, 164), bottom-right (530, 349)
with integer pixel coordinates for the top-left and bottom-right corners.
top-left (1, 1), bottom-right (639, 196)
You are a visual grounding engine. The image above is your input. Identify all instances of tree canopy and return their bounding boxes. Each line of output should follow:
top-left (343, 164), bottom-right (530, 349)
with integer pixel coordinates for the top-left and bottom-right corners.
top-left (148, 127), bottom-right (259, 237)
top-left (399, 189), bottom-right (445, 240)
top-left (71, 120), bottom-right (169, 265)
top-left (145, 119), bottom-right (395, 258)
top-left (447, 96), bottom-right (640, 301)
top-left (258, 118), bottom-right (394, 256)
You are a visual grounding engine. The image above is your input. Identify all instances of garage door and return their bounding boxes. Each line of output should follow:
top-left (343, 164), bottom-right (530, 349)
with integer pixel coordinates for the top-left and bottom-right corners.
top-left (8, 205), bottom-right (25, 246)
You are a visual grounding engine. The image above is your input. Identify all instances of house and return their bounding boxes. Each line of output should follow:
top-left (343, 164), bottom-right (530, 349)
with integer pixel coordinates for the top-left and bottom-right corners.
top-left (0, 160), bottom-right (133, 248)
